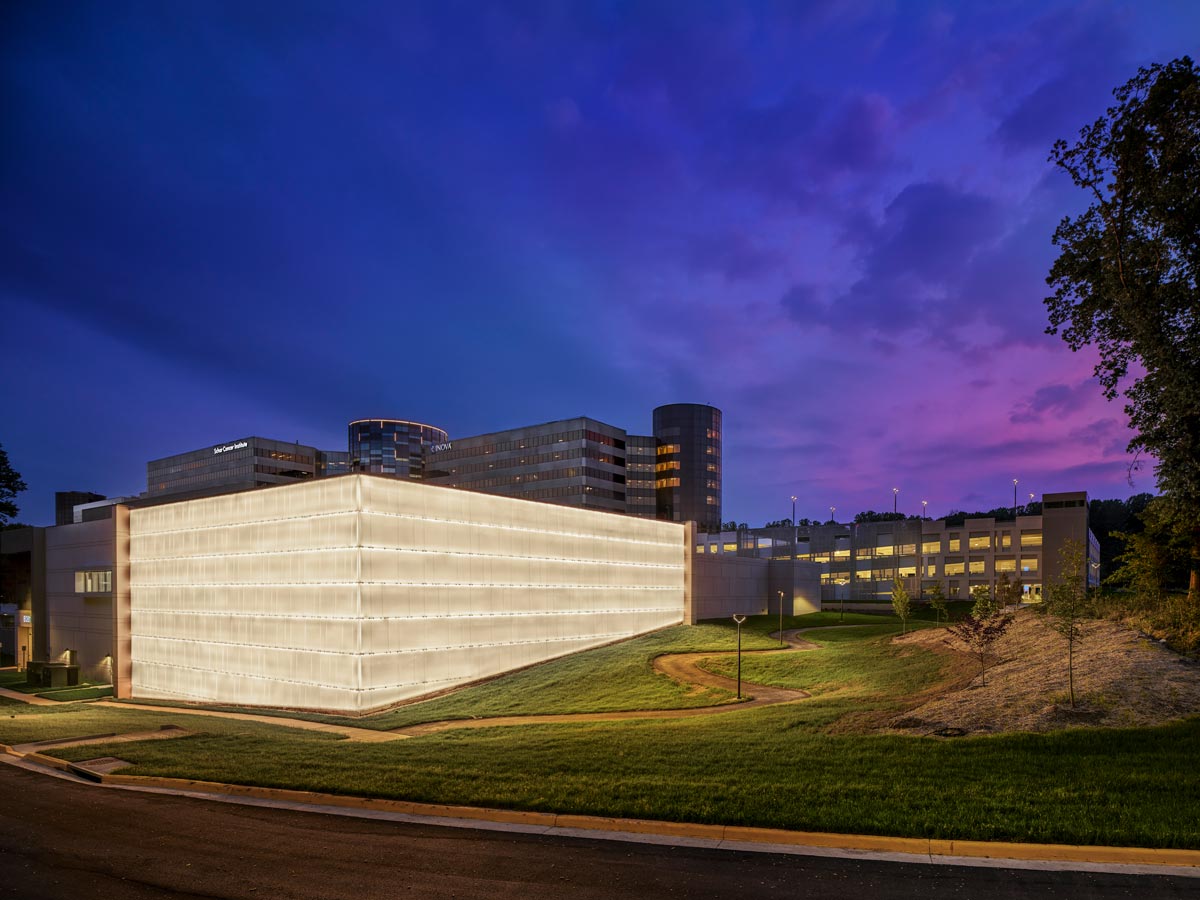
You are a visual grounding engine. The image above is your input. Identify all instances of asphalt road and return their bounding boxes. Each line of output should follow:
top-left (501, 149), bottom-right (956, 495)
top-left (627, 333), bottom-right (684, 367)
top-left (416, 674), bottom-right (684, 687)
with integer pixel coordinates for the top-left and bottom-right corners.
top-left (0, 763), bottom-right (1193, 899)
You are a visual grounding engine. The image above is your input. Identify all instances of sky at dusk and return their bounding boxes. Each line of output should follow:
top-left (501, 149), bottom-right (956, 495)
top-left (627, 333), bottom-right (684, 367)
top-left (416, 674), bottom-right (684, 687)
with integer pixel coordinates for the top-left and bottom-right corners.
top-left (3, 1), bottom-right (1197, 528)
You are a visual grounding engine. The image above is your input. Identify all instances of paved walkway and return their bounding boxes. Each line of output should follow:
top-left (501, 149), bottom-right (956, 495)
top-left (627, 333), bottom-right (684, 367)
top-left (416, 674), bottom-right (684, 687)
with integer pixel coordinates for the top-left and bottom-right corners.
top-left (0, 685), bottom-right (57, 706)
top-left (93, 701), bottom-right (408, 743)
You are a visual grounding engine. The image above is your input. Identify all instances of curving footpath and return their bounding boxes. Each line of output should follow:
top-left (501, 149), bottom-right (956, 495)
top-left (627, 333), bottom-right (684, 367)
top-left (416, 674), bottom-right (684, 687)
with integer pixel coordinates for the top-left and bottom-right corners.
top-left (390, 626), bottom-right (837, 737)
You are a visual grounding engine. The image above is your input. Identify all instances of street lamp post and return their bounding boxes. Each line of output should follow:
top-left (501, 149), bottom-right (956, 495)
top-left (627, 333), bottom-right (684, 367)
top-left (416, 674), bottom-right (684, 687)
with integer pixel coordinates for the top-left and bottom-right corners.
top-left (835, 578), bottom-right (849, 623)
top-left (777, 590), bottom-right (784, 645)
top-left (1013, 478), bottom-right (1019, 516)
top-left (893, 487), bottom-right (899, 516)
top-left (791, 495), bottom-right (797, 529)
top-left (829, 505), bottom-right (836, 524)
top-left (732, 614), bottom-right (746, 699)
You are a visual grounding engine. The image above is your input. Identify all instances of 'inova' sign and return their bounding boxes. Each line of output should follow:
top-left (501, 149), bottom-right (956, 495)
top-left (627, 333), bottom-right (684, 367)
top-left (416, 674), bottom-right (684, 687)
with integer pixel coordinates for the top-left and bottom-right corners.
top-left (212, 441), bottom-right (249, 455)
top-left (428, 442), bottom-right (453, 453)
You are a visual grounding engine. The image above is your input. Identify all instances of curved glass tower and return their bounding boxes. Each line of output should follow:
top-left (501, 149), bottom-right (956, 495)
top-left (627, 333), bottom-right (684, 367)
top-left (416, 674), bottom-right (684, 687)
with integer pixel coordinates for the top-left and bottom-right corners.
top-left (653, 403), bottom-right (722, 533)
top-left (348, 419), bottom-right (449, 479)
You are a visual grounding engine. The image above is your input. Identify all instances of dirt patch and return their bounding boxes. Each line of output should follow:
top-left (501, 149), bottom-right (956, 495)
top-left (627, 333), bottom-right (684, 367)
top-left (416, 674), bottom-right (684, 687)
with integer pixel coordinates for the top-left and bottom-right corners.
top-left (885, 611), bottom-right (1200, 736)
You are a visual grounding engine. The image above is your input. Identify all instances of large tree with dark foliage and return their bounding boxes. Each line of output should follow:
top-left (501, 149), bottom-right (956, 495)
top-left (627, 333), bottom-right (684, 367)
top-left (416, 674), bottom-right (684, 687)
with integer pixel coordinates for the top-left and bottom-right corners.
top-left (0, 444), bottom-right (27, 525)
top-left (1046, 57), bottom-right (1200, 601)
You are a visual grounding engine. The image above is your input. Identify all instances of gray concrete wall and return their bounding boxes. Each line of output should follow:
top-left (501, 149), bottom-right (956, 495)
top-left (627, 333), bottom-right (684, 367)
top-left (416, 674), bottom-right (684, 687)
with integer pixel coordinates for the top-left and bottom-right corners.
top-left (45, 519), bottom-right (117, 683)
top-left (691, 554), bottom-right (768, 622)
top-left (767, 559), bottom-right (822, 616)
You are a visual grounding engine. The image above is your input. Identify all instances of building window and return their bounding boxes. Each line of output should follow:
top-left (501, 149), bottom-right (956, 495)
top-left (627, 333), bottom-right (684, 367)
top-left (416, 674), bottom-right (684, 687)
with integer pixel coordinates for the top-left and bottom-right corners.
top-left (995, 557), bottom-right (1017, 573)
top-left (948, 535), bottom-right (961, 552)
top-left (1021, 558), bottom-right (1039, 573)
top-left (1021, 530), bottom-right (1043, 548)
top-left (921, 540), bottom-right (940, 554)
top-left (75, 570), bottom-right (112, 593)
top-left (944, 561), bottom-right (965, 576)
top-left (968, 533), bottom-right (991, 550)
top-left (968, 558), bottom-right (985, 575)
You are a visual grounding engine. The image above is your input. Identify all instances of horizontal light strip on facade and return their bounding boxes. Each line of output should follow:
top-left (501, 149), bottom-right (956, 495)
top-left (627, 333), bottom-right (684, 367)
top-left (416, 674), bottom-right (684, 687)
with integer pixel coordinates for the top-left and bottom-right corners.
top-left (133, 607), bottom-right (681, 621)
top-left (130, 585), bottom-right (681, 592)
top-left (133, 628), bottom-right (648, 659)
top-left (131, 544), bottom-right (682, 570)
top-left (132, 658), bottom-right (599, 698)
top-left (132, 508), bottom-right (682, 550)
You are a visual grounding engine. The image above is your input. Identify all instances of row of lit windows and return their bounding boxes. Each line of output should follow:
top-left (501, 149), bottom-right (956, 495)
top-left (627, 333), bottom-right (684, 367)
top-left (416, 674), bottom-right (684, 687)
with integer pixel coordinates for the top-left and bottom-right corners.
top-left (655, 461), bottom-right (680, 472)
top-left (656, 444), bottom-right (680, 456)
top-left (656, 477), bottom-right (680, 488)
top-left (443, 466), bottom-right (626, 490)
top-left (431, 447), bottom-right (623, 477)
top-left (428, 428), bottom-right (627, 461)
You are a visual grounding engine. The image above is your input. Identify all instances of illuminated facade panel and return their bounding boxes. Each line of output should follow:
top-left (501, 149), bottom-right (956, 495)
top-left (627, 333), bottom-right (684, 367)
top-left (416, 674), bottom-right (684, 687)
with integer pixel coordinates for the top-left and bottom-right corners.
top-left (128, 475), bottom-right (687, 713)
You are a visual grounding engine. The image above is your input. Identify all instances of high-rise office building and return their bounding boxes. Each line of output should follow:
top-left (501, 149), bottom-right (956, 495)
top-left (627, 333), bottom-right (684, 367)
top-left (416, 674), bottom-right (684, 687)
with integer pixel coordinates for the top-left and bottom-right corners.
top-left (147, 437), bottom-right (329, 499)
top-left (653, 403), bottom-right (722, 533)
top-left (422, 417), bottom-right (628, 513)
top-left (625, 434), bottom-right (659, 519)
top-left (348, 419), bottom-right (448, 479)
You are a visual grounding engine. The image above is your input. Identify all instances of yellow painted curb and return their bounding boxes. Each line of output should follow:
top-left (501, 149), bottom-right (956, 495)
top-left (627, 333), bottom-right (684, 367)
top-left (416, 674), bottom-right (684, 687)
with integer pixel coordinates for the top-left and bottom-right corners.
top-left (98, 774), bottom-right (559, 827)
top-left (725, 825), bottom-right (930, 855)
top-left (23, 751), bottom-right (72, 771)
top-left (944, 839), bottom-right (1200, 868)
top-left (555, 814), bottom-right (725, 840)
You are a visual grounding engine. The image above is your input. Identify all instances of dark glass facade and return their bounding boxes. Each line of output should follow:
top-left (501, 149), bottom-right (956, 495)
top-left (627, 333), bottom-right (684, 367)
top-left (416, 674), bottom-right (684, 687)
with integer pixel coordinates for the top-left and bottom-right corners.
top-left (422, 418), bottom-right (627, 512)
top-left (653, 404), bottom-right (722, 533)
top-left (55, 491), bottom-right (104, 526)
top-left (348, 420), bottom-right (449, 479)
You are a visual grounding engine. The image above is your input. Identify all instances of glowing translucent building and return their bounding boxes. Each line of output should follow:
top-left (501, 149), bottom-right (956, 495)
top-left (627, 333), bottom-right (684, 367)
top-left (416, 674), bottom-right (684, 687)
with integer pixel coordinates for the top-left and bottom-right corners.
top-left (124, 474), bottom-right (689, 713)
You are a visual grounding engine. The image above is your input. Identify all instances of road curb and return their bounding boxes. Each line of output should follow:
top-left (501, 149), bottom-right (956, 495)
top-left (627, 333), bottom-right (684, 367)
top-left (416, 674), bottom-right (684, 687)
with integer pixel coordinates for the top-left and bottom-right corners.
top-left (4, 742), bottom-right (1198, 869)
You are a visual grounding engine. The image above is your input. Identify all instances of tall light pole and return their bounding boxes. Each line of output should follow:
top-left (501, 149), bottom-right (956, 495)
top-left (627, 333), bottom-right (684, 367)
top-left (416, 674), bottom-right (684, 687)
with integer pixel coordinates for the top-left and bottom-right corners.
top-left (732, 614), bottom-right (746, 699)
top-left (835, 577), bottom-right (848, 623)
top-left (1013, 478), bottom-right (1019, 516)
top-left (777, 590), bottom-right (785, 645)
top-left (829, 505), bottom-right (836, 524)
top-left (920, 500), bottom-right (929, 598)
top-left (790, 495), bottom-right (798, 563)
top-left (1028, 492), bottom-right (1035, 514)
top-left (893, 487), bottom-right (899, 516)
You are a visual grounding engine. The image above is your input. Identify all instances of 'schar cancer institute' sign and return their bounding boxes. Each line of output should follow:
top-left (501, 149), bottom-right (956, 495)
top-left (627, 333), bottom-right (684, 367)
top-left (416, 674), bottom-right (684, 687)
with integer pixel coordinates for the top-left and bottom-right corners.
top-left (213, 440), bottom-right (249, 455)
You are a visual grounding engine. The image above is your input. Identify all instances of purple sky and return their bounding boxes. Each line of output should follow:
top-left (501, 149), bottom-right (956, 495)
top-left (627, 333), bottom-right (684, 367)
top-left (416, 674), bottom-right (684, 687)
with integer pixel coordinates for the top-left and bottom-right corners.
top-left (3, 1), bottom-right (1196, 527)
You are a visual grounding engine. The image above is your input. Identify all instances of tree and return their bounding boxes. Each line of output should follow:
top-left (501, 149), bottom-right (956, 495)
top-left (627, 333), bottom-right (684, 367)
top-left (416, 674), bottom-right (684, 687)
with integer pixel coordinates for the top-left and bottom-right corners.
top-left (970, 584), bottom-right (996, 618)
top-left (1107, 496), bottom-right (1192, 602)
top-left (945, 612), bottom-right (1014, 686)
top-left (1041, 540), bottom-right (1092, 708)
top-left (927, 581), bottom-right (948, 625)
top-left (891, 580), bottom-right (911, 634)
top-left (1046, 56), bottom-right (1200, 602)
top-left (0, 444), bottom-right (27, 525)
top-left (995, 571), bottom-right (1017, 611)
top-left (854, 510), bottom-right (906, 523)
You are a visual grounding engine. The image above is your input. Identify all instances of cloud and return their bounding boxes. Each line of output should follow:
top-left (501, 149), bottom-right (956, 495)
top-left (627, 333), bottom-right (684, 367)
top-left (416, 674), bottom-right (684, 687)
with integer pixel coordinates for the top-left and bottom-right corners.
top-left (1009, 380), bottom-right (1098, 424)
top-left (786, 181), bottom-right (1006, 336)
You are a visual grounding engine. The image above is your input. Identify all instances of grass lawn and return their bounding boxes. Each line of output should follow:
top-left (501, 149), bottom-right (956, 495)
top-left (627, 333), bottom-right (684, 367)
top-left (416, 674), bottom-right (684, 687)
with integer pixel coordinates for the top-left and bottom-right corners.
top-left (0, 670), bottom-right (112, 701)
top-left (111, 613), bottom-right (905, 730)
top-left (2, 613), bottom-right (1197, 849)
